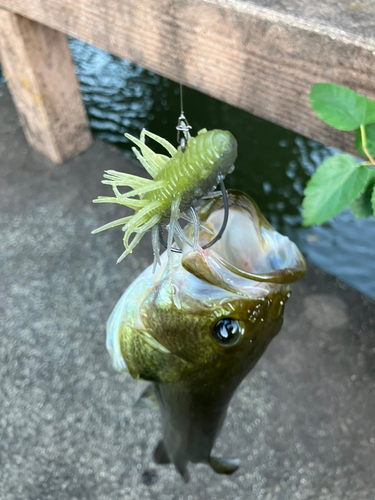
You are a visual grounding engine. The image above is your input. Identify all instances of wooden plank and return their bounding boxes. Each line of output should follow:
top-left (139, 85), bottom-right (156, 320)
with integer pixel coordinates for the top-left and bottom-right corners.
top-left (0, 10), bottom-right (91, 163)
top-left (0, 0), bottom-right (374, 153)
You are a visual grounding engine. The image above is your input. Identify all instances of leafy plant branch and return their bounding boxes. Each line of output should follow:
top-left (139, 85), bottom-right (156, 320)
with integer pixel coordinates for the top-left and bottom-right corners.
top-left (302, 83), bottom-right (375, 226)
top-left (360, 125), bottom-right (375, 166)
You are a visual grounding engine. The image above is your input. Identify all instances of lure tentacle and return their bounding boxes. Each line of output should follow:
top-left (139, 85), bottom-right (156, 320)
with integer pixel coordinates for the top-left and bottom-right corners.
top-left (189, 206), bottom-right (200, 251)
top-left (92, 215), bottom-right (133, 234)
top-left (175, 223), bottom-right (195, 249)
top-left (93, 196), bottom-right (148, 209)
top-left (102, 171), bottom-right (154, 189)
top-left (93, 128), bottom-right (238, 264)
top-left (117, 232), bottom-right (146, 263)
top-left (141, 129), bottom-right (177, 157)
top-left (126, 132), bottom-right (172, 175)
top-left (166, 197), bottom-right (182, 260)
top-left (130, 146), bottom-right (159, 178)
top-left (152, 224), bottom-right (162, 270)
top-left (109, 181), bottom-right (166, 200)
top-left (119, 213), bottom-right (161, 263)
top-left (180, 213), bottom-right (213, 234)
top-left (120, 202), bottom-right (163, 258)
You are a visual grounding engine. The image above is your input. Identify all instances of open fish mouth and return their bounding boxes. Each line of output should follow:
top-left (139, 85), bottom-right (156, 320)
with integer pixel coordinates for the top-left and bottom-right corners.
top-left (106, 190), bottom-right (305, 374)
top-left (181, 190), bottom-right (306, 296)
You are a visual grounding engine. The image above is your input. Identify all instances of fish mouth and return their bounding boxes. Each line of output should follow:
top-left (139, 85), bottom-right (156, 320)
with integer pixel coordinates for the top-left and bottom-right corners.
top-left (181, 190), bottom-right (306, 295)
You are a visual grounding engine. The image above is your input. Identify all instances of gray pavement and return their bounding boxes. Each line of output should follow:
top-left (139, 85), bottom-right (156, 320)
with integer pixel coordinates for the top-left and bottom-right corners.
top-left (1, 82), bottom-right (375, 500)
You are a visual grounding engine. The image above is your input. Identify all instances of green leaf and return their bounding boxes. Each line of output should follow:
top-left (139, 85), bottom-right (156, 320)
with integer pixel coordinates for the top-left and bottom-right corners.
top-left (372, 184), bottom-right (375, 217)
top-left (302, 154), bottom-right (371, 226)
top-left (354, 123), bottom-right (375, 158)
top-left (310, 83), bottom-right (375, 130)
top-left (350, 179), bottom-right (375, 219)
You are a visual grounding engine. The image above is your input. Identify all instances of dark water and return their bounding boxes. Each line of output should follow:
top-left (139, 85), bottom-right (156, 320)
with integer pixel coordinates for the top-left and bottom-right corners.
top-left (20, 40), bottom-right (375, 297)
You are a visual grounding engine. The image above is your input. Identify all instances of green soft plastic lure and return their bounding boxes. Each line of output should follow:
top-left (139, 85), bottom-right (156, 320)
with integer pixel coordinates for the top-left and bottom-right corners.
top-left (92, 128), bottom-right (237, 265)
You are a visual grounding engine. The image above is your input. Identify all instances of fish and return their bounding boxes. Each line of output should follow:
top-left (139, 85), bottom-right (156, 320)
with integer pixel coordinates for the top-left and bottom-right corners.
top-left (106, 190), bottom-right (306, 482)
top-left (92, 128), bottom-right (237, 264)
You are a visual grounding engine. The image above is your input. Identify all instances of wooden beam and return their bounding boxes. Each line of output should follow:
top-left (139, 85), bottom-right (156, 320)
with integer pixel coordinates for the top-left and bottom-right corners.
top-left (0, 0), bottom-right (374, 153)
top-left (0, 10), bottom-right (91, 164)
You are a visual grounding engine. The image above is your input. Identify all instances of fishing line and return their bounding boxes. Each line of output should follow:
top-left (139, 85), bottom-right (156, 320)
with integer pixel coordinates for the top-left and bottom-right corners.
top-left (176, 84), bottom-right (192, 152)
top-left (202, 181), bottom-right (229, 249)
top-left (158, 85), bottom-right (231, 253)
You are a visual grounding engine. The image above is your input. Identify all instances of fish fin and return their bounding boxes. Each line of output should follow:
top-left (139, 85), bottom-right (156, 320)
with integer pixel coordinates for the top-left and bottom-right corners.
top-left (173, 459), bottom-right (190, 483)
top-left (133, 384), bottom-right (158, 411)
top-left (209, 456), bottom-right (240, 475)
top-left (153, 440), bottom-right (170, 464)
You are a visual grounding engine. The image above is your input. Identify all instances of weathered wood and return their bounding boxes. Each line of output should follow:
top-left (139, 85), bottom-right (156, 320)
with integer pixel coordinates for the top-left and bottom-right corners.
top-left (0, 0), bottom-right (374, 153)
top-left (0, 10), bottom-right (91, 164)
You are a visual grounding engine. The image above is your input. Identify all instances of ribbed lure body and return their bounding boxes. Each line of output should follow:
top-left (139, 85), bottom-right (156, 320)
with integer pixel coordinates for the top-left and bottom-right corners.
top-left (147, 130), bottom-right (236, 214)
top-left (92, 129), bottom-right (237, 263)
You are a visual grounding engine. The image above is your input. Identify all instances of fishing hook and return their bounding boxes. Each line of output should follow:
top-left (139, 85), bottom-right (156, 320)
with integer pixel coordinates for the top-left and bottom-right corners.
top-left (159, 181), bottom-right (229, 253)
top-left (202, 181), bottom-right (229, 249)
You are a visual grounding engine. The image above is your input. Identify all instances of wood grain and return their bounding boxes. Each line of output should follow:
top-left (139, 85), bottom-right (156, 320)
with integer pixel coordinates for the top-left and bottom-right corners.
top-left (0, 0), bottom-right (374, 153)
top-left (0, 10), bottom-right (91, 163)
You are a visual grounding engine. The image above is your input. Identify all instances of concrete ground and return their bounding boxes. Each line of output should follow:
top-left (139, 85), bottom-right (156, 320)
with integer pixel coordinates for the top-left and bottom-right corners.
top-left (1, 82), bottom-right (374, 500)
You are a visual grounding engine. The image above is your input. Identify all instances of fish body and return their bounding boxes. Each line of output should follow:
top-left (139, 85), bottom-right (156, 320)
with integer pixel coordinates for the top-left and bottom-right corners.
top-left (106, 190), bottom-right (305, 481)
top-left (93, 128), bottom-right (237, 263)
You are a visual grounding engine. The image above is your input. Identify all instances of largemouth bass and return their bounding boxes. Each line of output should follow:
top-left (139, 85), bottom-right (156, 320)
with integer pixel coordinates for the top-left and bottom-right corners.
top-left (106, 190), bottom-right (306, 482)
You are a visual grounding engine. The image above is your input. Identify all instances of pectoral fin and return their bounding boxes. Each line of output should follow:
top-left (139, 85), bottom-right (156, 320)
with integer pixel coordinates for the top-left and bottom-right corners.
top-left (133, 384), bottom-right (158, 411)
top-left (209, 456), bottom-right (240, 475)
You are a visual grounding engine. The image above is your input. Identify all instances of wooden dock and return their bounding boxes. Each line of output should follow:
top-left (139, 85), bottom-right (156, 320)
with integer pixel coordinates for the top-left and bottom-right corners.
top-left (0, 0), bottom-right (374, 163)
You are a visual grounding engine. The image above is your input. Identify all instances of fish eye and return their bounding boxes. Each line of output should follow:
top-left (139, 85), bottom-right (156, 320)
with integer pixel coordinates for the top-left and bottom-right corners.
top-left (212, 318), bottom-right (242, 347)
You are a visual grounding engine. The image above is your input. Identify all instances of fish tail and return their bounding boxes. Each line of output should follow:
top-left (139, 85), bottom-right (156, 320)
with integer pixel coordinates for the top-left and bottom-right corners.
top-left (174, 459), bottom-right (190, 483)
top-left (153, 441), bottom-right (190, 483)
top-left (208, 456), bottom-right (240, 475)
